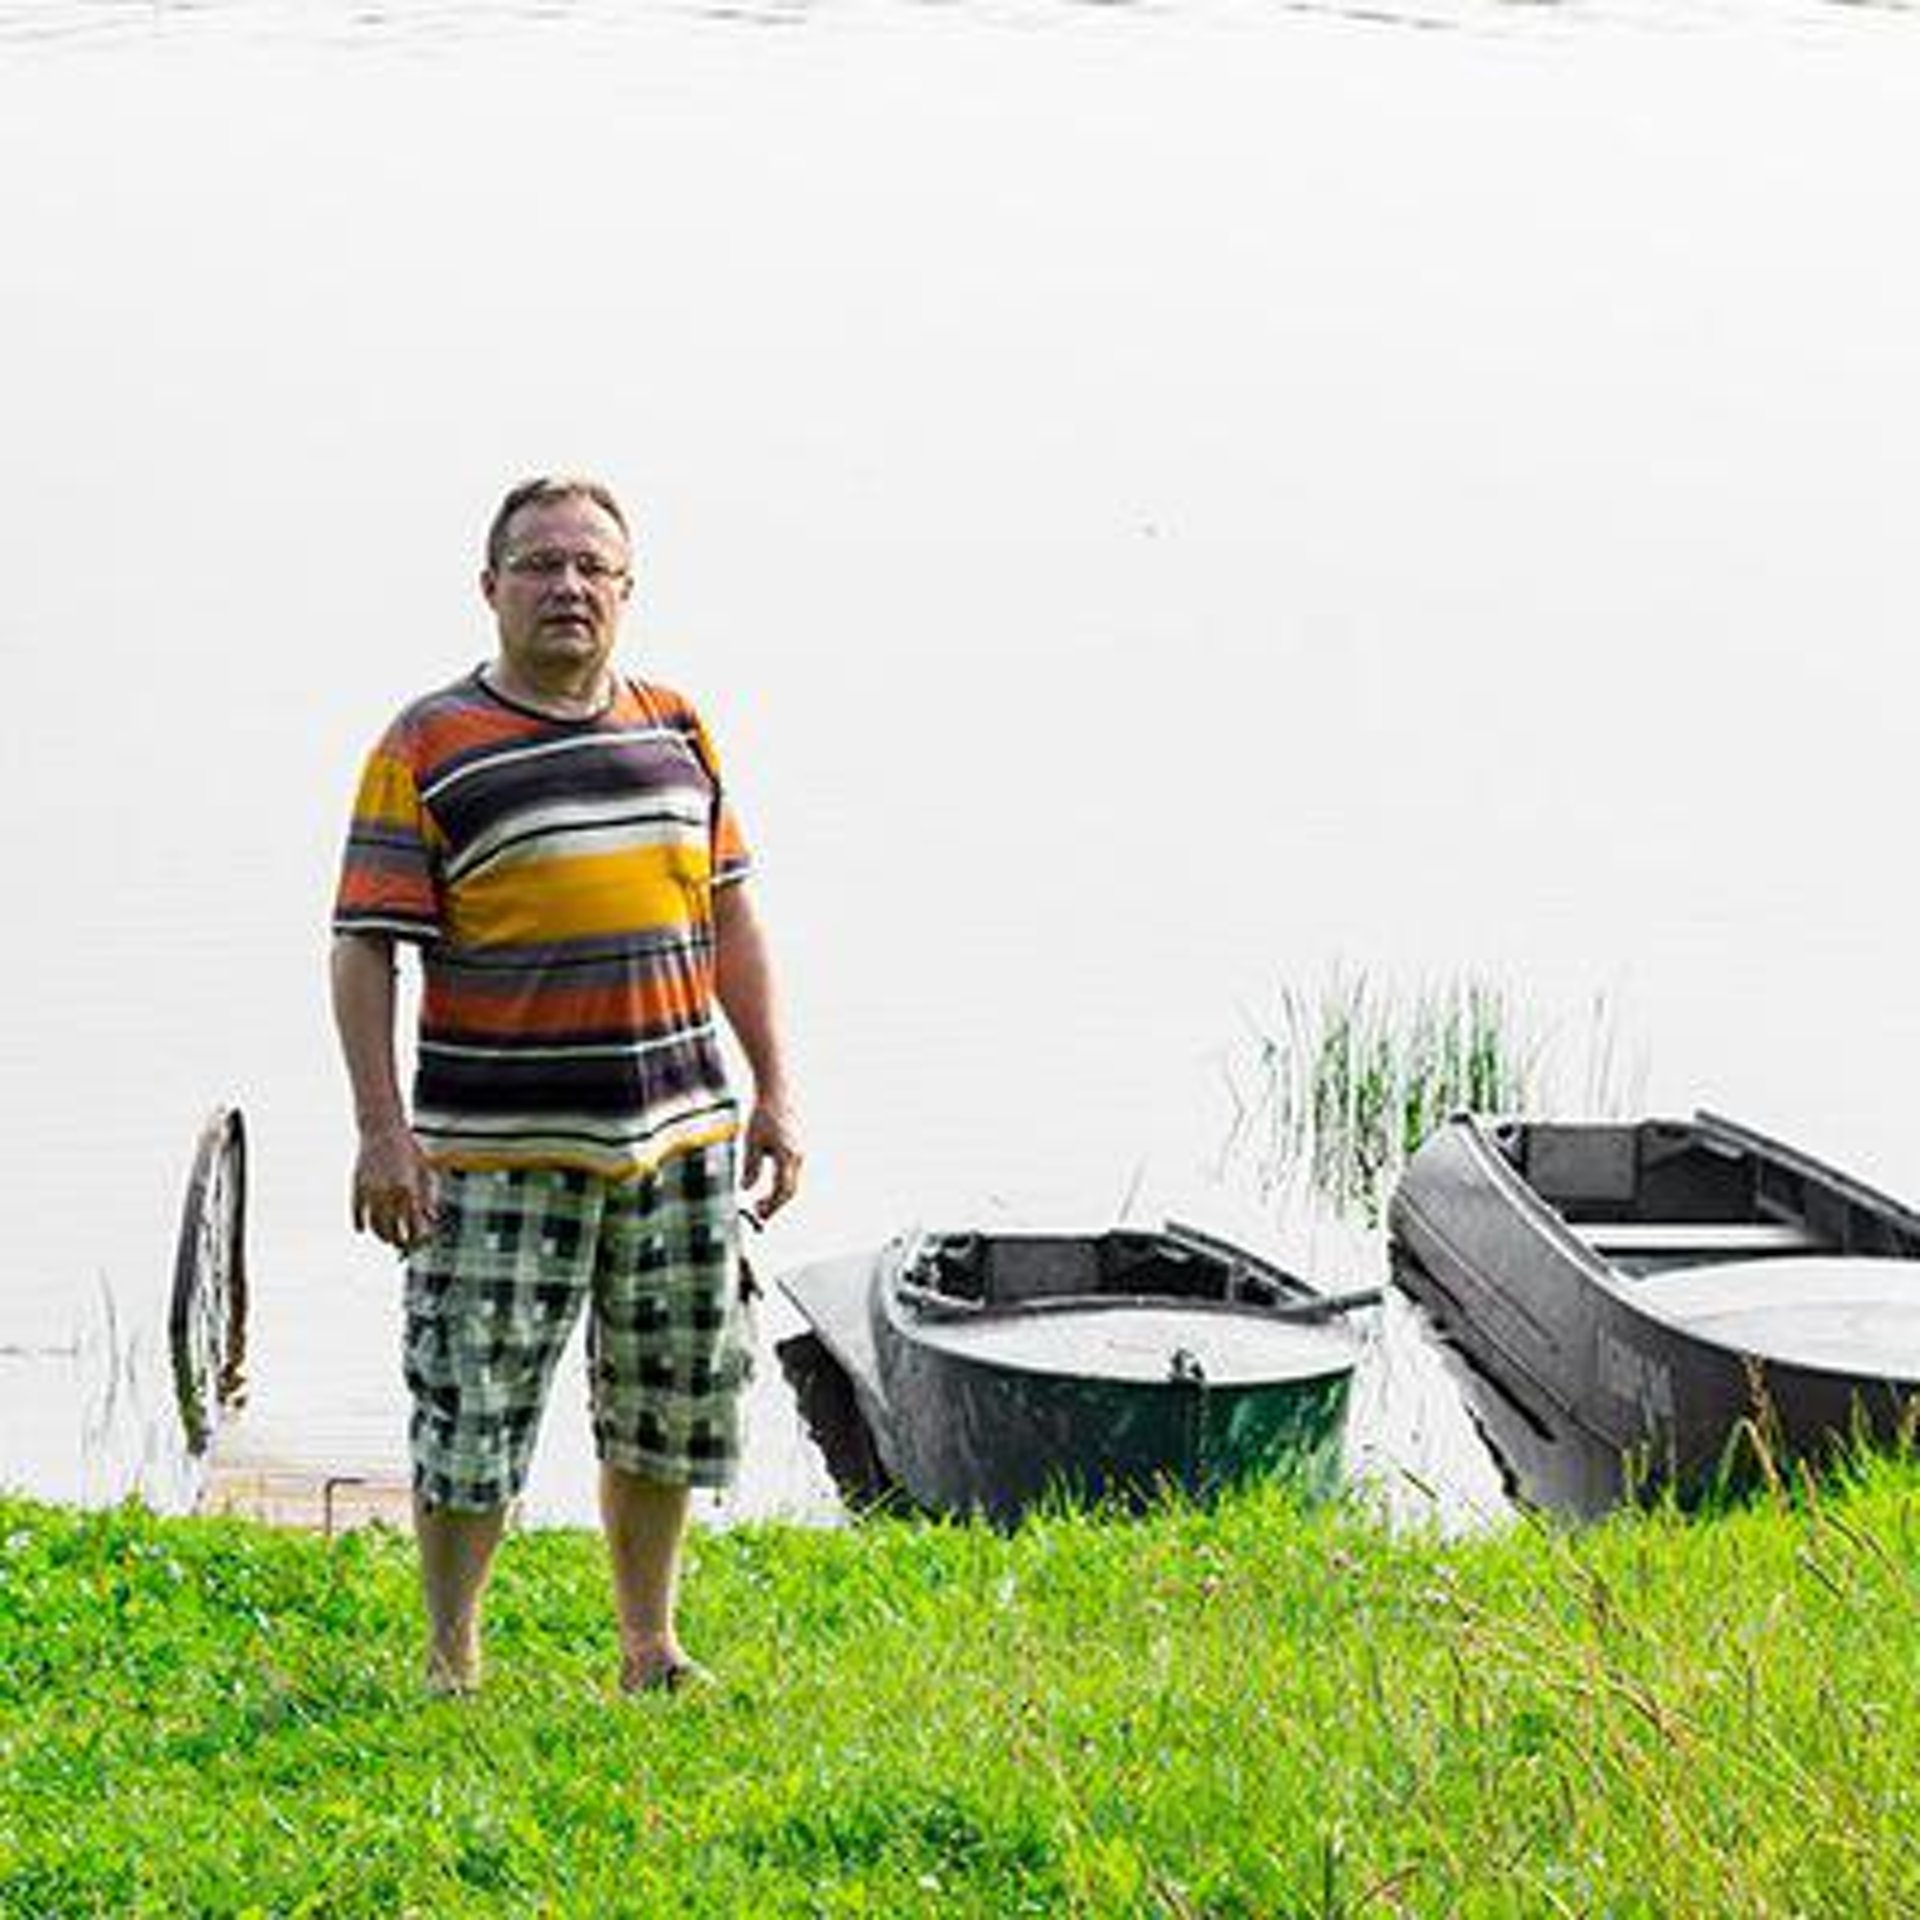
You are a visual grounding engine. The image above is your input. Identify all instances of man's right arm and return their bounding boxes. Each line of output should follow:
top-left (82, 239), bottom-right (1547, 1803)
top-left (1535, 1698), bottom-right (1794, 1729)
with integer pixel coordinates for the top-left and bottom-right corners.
top-left (330, 932), bottom-right (439, 1251)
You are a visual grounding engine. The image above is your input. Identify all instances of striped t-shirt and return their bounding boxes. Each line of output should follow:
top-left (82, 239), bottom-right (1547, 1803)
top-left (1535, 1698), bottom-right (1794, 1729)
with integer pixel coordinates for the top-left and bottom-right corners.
top-left (333, 670), bottom-right (752, 1180)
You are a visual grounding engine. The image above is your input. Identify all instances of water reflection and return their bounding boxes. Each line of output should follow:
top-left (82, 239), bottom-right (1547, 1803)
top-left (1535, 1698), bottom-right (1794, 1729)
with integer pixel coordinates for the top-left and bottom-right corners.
top-left (2, 1276), bottom-right (201, 1515)
top-left (777, 1330), bottom-right (902, 1510)
top-left (1389, 1273), bottom-right (1633, 1519)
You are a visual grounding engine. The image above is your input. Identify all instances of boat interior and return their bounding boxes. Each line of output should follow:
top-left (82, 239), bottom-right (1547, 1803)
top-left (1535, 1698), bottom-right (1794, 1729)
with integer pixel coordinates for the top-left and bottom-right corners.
top-left (899, 1226), bottom-right (1299, 1311)
top-left (1493, 1117), bottom-right (1920, 1279)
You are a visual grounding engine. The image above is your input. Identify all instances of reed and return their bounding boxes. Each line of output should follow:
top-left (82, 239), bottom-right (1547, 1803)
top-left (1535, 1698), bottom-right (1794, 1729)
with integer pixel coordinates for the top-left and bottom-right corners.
top-left (1225, 970), bottom-right (1641, 1223)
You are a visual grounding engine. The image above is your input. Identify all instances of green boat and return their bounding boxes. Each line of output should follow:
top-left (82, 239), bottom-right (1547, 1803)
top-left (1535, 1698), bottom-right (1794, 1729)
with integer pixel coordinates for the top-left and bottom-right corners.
top-left (778, 1222), bottom-right (1373, 1521)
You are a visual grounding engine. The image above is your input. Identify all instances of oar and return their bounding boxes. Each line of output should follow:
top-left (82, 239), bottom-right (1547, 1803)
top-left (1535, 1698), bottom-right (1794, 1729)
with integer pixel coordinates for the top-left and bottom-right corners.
top-left (1257, 1284), bottom-right (1384, 1322)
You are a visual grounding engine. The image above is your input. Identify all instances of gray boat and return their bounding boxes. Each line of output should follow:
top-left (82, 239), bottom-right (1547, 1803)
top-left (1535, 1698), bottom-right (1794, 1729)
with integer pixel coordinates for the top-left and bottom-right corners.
top-left (779, 1222), bottom-right (1373, 1522)
top-left (1389, 1111), bottom-right (1920, 1511)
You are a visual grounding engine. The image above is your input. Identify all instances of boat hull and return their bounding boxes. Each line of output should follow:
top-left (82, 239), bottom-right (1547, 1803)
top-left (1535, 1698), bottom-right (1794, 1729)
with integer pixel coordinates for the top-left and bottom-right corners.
top-left (1389, 1113), bottom-right (1920, 1513)
top-left (781, 1228), bottom-right (1362, 1522)
top-left (873, 1315), bottom-right (1354, 1521)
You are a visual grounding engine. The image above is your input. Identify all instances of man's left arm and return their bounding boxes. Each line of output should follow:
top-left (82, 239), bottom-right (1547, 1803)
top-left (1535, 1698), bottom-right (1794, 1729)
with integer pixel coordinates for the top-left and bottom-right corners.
top-left (713, 882), bottom-right (803, 1220)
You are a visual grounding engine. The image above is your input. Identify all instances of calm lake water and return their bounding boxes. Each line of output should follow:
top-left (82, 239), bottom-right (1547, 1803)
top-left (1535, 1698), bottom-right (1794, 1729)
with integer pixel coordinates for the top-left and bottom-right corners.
top-left (4, 0), bottom-right (1918, 1527)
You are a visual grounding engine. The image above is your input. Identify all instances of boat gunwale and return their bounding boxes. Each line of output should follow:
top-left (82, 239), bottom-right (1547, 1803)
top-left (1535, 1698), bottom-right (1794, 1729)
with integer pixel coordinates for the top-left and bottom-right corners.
top-left (891, 1278), bottom-right (1380, 1328)
top-left (879, 1316), bottom-right (1362, 1391)
top-left (1400, 1111), bottom-right (1920, 1392)
top-left (874, 1235), bottom-right (1363, 1387)
top-left (1406, 1113), bottom-right (1624, 1315)
top-left (1694, 1108), bottom-right (1920, 1244)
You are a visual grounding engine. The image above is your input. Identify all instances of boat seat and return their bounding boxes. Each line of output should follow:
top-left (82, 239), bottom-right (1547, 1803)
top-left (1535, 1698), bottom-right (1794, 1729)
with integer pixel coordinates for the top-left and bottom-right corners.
top-left (1571, 1221), bottom-right (1823, 1257)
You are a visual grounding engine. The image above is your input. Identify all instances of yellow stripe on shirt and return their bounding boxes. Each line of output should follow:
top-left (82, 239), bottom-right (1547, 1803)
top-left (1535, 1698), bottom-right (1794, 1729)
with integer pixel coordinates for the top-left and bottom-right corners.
top-left (446, 838), bottom-right (715, 949)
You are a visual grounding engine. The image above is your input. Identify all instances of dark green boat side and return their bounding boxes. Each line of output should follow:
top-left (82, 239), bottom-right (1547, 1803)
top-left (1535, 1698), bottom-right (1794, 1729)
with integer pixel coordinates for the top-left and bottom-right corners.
top-left (780, 1224), bottom-right (1368, 1522)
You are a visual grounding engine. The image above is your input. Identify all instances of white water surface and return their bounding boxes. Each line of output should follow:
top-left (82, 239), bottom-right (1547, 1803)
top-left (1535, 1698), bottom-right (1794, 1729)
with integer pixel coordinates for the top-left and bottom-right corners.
top-left (3, 0), bottom-right (1918, 1522)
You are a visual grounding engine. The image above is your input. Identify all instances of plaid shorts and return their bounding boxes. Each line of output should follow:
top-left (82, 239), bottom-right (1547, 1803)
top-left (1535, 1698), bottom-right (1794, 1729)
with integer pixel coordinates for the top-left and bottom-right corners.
top-left (403, 1143), bottom-right (750, 1510)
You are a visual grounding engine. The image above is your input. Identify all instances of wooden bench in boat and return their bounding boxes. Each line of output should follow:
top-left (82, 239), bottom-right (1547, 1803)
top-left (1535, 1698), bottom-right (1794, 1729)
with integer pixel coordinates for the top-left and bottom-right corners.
top-left (1570, 1221), bottom-right (1823, 1258)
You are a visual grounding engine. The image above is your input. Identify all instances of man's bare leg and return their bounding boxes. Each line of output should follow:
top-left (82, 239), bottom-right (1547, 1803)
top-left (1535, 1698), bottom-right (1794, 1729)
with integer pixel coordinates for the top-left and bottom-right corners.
top-left (599, 1463), bottom-right (696, 1688)
top-left (415, 1499), bottom-right (507, 1694)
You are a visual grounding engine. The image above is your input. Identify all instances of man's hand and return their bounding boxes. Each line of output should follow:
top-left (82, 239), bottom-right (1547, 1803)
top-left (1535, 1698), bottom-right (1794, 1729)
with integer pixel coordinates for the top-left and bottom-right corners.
top-left (711, 885), bottom-right (800, 1222)
top-left (741, 1098), bottom-right (803, 1222)
top-left (352, 1123), bottom-right (440, 1252)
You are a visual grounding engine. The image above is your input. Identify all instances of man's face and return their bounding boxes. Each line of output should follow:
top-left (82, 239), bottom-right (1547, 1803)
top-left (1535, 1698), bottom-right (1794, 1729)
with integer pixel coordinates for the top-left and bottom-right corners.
top-left (482, 494), bottom-right (633, 692)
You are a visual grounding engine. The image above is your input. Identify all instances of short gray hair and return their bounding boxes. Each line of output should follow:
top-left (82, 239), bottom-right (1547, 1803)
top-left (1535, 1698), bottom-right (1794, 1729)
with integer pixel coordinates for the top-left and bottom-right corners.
top-left (484, 475), bottom-right (631, 571)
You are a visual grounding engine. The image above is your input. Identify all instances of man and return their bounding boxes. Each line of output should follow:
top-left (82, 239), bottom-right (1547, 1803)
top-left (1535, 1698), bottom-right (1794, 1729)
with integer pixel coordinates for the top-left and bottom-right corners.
top-left (331, 474), bottom-right (800, 1696)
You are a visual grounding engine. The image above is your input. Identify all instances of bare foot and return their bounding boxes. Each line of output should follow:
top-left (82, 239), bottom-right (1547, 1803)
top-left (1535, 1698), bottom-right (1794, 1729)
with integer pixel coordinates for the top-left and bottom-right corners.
top-left (425, 1643), bottom-right (481, 1698)
top-left (619, 1649), bottom-right (713, 1695)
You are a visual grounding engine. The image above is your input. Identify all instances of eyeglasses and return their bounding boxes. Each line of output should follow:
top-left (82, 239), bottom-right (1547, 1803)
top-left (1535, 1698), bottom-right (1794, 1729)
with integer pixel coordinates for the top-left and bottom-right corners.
top-left (500, 547), bottom-right (631, 585)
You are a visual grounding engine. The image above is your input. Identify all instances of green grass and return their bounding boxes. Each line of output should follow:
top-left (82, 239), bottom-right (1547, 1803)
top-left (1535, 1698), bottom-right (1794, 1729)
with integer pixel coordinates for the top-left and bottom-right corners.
top-left (3, 1461), bottom-right (1918, 1916)
top-left (1227, 972), bottom-right (1641, 1224)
